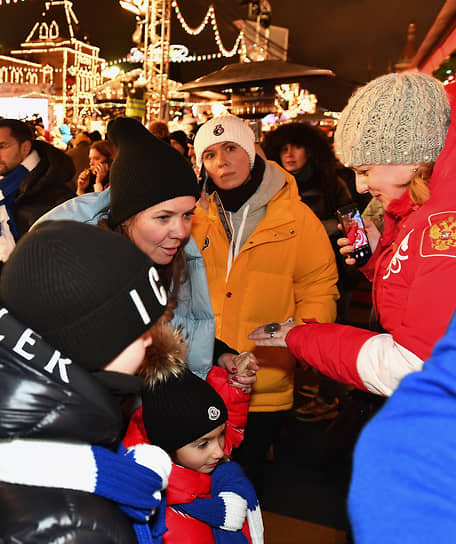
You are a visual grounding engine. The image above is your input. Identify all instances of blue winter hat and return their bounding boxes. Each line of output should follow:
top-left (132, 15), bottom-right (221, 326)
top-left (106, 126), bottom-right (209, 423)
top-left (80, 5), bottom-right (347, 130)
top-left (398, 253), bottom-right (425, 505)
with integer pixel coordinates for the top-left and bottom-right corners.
top-left (58, 124), bottom-right (73, 144)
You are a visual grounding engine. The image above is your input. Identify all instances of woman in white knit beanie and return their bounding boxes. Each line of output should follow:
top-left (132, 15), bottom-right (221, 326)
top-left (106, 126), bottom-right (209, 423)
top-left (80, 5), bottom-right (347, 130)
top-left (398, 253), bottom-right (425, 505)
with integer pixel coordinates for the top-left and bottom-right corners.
top-left (192, 114), bottom-right (339, 497)
top-left (249, 71), bottom-right (456, 397)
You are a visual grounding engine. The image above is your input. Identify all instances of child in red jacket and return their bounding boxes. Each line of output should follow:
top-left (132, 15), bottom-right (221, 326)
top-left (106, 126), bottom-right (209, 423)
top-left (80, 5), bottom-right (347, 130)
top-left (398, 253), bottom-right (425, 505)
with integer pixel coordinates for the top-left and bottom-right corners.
top-left (123, 328), bottom-right (263, 543)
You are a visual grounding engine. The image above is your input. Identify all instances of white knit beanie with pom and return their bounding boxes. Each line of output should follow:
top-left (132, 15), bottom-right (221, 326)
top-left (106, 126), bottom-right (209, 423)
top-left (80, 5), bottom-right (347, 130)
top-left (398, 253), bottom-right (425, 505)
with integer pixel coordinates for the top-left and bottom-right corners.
top-left (194, 115), bottom-right (256, 169)
top-left (334, 71), bottom-right (451, 168)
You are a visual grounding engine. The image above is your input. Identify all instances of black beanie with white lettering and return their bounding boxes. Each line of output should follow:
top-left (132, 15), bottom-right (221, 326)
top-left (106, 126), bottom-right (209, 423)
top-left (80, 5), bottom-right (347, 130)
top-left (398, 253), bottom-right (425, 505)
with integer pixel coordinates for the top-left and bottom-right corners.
top-left (0, 220), bottom-right (167, 371)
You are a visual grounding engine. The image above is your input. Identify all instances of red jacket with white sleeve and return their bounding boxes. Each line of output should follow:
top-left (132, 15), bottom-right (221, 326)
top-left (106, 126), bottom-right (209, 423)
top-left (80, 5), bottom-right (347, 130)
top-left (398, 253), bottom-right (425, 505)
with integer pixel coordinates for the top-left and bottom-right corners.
top-left (286, 84), bottom-right (456, 396)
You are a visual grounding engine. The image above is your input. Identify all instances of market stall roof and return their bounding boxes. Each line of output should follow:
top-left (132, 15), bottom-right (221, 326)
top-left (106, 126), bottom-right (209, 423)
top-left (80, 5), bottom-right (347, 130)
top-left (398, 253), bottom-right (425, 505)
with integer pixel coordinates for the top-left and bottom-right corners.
top-left (179, 60), bottom-right (334, 91)
top-left (178, 60), bottom-right (359, 111)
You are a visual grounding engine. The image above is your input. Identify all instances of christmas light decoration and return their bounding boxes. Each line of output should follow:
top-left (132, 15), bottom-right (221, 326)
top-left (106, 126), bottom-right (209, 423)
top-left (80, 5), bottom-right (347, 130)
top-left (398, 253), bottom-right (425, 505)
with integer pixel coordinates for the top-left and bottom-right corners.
top-left (171, 0), bottom-right (244, 57)
top-left (433, 51), bottom-right (456, 85)
top-left (275, 83), bottom-right (317, 117)
top-left (2, 0), bottom-right (106, 127)
top-left (0, 0), bottom-right (27, 5)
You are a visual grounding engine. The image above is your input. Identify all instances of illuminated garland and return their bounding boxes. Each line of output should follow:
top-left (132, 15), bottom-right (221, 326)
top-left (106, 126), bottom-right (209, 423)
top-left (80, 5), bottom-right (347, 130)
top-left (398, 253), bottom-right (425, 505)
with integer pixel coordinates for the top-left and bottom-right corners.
top-left (1, 65), bottom-right (68, 72)
top-left (433, 51), bottom-right (456, 85)
top-left (172, 0), bottom-right (244, 57)
top-left (0, 0), bottom-right (27, 5)
top-left (102, 50), bottom-right (237, 67)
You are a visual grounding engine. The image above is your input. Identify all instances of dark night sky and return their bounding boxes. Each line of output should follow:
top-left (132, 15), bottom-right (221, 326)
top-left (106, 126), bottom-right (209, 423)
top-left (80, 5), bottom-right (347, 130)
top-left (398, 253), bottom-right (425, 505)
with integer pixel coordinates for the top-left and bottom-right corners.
top-left (0, 0), bottom-right (445, 86)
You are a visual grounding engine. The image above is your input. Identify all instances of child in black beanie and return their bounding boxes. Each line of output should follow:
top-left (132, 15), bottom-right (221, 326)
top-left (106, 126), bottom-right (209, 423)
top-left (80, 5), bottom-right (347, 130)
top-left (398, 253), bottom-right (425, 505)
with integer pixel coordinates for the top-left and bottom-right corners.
top-left (123, 327), bottom-right (264, 544)
top-left (0, 220), bottom-right (172, 543)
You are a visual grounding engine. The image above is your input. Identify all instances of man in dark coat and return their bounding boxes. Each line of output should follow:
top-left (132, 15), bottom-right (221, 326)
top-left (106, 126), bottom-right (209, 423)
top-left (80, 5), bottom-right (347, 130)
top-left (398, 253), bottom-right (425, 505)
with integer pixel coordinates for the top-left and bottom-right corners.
top-left (0, 118), bottom-right (75, 247)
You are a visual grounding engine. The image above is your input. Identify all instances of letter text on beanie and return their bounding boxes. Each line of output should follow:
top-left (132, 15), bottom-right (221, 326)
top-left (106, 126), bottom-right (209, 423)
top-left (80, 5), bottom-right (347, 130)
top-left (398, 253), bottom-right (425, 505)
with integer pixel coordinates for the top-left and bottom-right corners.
top-left (148, 266), bottom-right (167, 306)
top-left (129, 266), bottom-right (167, 325)
top-left (129, 289), bottom-right (152, 325)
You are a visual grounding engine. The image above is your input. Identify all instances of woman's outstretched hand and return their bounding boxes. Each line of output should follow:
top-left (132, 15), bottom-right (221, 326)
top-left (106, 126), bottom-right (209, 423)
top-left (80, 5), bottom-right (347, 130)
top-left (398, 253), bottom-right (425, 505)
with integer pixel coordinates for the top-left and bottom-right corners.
top-left (248, 320), bottom-right (297, 347)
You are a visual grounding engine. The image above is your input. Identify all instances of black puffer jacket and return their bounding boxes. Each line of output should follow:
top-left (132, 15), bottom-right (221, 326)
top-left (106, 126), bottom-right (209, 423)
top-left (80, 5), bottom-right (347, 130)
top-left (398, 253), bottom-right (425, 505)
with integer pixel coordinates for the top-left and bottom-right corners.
top-left (13, 140), bottom-right (75, 238)
top-left (0, 311), bottom-right (138, 543)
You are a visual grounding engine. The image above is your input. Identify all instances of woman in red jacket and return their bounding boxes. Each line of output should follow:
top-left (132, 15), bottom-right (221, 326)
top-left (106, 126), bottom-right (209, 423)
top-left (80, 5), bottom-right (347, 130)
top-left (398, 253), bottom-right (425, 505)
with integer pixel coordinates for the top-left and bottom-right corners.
top-left (249, 72), bottom-right (456, 398)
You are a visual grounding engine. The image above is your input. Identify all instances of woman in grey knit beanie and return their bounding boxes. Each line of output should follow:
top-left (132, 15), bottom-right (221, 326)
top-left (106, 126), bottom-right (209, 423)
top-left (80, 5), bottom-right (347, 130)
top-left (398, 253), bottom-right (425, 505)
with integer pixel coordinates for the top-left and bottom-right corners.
top-left (249, 71), bottom-right (456, 398)
top-left (249, 72), bottom-right (456, 544)
top-left (335, 71), bottom-right (450, 238)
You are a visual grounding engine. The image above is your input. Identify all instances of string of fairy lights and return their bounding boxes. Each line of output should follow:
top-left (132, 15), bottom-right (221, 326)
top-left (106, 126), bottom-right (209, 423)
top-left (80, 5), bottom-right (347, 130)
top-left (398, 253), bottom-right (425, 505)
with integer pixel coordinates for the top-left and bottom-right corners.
top-left (101, 1), bottom-right (245, 68)
top-left (171, 0), bottom-right (244, 57)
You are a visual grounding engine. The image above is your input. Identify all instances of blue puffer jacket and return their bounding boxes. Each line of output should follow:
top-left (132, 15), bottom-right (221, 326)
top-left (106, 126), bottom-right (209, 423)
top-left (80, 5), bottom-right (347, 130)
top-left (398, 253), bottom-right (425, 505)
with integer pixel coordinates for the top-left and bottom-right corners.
top-left (37, 190), bottom-right (215, 379)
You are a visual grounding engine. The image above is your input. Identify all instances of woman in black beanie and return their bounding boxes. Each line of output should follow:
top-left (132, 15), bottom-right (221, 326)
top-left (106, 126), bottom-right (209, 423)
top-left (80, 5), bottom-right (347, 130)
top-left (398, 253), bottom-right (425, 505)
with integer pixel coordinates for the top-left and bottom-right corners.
top-left (37, 117), bottom-right (259, 390)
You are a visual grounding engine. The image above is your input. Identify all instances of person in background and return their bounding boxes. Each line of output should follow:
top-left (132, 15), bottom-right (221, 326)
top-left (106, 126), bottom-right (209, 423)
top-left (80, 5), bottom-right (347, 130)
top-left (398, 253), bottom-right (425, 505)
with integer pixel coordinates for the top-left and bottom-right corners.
top-left (262, 121), bottom-right (353, 238)
top-left (58, 123), bottom-right (73, 149)
top-left (0, 220), bottom-right (171, 543)
top-left (76, 140), bottom-right (116, 195)
top-left (148, 119), bottom-right (170, 143)
top-left (67, 131), bottom-right (91, 188)
top-left (0, 118), bottom-right (75, 260)
top-left (169, 130), bottom-right (189, 159)
top-left (361, 197), bottom-right (385, 234)
top-left (124, 328), bottom-right (263, 543)
top-left (38, 117), bottom-right (259, 390)
top-left (192, 114), bottom-right (339, 497)
top-left (249, 72), bottom-right (455, 400)
top-left (89, 130), bottom-right (103, 142)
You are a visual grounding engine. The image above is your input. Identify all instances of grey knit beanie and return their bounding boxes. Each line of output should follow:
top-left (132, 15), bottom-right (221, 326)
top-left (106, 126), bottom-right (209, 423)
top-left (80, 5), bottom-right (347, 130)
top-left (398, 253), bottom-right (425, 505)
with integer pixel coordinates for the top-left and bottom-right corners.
top-left (334, 72), bottom-right (450, 167)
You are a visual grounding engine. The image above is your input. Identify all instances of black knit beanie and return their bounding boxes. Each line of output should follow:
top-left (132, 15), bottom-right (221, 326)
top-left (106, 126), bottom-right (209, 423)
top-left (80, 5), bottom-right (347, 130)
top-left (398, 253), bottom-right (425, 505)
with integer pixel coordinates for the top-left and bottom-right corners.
top-left (107, 117), bottom-right (200, 228)
top-left (142, 368), bottom-right (228, 452)
top-left (0, 220), bottom-right (168, 371)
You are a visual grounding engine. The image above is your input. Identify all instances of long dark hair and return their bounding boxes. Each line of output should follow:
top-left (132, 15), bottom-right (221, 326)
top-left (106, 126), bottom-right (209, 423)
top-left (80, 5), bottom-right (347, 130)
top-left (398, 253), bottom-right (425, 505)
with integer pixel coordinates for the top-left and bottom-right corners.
top-left (262, 122), bottom-right (342, 214)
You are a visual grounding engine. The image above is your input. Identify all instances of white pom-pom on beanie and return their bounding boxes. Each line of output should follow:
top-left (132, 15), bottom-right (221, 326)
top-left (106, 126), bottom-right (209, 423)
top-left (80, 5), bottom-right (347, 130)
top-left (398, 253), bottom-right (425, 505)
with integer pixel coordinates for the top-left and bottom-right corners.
top-left (194, 115), bottom-right (256, 169)
top-left (334, 71), bottom-right (451, 168)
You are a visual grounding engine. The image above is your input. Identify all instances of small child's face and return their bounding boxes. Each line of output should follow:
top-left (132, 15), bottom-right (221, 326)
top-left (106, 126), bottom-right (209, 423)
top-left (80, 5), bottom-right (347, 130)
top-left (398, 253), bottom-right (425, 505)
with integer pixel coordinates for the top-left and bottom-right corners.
top-left (172, 423), bottom-right (226, 474)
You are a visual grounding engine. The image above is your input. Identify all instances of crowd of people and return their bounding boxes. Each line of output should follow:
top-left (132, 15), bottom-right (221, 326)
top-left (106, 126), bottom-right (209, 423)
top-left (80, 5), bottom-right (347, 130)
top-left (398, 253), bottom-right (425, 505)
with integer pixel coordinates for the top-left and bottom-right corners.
top-left (1, 69), bottom-right (456, 543)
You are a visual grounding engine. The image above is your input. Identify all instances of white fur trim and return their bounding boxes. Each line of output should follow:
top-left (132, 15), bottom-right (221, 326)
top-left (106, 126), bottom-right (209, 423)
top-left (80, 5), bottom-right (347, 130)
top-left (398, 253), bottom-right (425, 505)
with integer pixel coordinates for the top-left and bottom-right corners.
top-left (0, 439), bottom-right (97, 491)
top-left (357, 334), bottom-right (424, 396)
